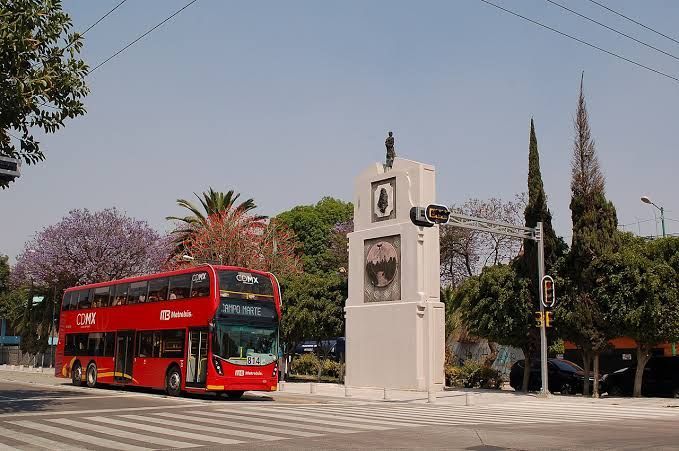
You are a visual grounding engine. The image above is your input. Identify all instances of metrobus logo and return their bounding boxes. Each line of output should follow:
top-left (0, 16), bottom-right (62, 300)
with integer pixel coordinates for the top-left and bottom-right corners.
top-left (160, 310), bottom-right (193, 320)
top-left (236, 273), bottom-right (259, 285)
top-left (76, 312), bottom-right (96, 326)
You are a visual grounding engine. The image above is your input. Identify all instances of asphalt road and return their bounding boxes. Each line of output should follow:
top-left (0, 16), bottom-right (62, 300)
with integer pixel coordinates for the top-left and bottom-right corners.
top-left (1, 379), bottom-right (679, 450)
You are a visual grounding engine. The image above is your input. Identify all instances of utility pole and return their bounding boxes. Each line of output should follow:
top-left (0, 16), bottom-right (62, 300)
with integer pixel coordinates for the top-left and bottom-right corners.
top-left (412, 205), bottom-right (551, 396)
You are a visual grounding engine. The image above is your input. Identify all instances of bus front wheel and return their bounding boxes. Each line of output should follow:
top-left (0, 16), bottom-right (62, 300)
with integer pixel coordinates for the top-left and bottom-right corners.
top-left (165, 366), bottom-right (182, 397)
top-left (71, 362), bottom-right (83, 387)
top-left (86, 363), bottom-right (98, 388)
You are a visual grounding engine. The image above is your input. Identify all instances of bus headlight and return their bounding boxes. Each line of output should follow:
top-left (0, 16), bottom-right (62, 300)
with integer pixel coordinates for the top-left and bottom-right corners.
top-left (212, 356), bottom-right (223, 376)
top-left (272, 363), bottom-right (278, 378)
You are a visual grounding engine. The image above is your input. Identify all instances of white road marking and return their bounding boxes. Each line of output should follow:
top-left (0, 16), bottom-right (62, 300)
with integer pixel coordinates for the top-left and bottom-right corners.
top-left (7, 420), bottom-right (151, 451)
top-left (193, 409), bottom-right (364, 434)
top-left (120, 414), bottom-right (283, 441)
top-left (264, 405), bottom-right (422, 427)
top-left (0, 424), bottom-right (88, 451)
top-left (47, 417), bottom-right (201, 449)
top-left (152, 411), bottom-right (321, 438)
top-left (0, 402), bottom-right (205, 418)
top-left (222, 408), bottom-right (392, 430)
top-left (0, 394), bottom-right (141, 403)
top-left (90, 416), bottom-right (243, 445)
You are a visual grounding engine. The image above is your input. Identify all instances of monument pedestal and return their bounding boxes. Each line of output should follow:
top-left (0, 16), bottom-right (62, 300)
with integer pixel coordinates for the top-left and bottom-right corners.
top-left (344, 158), bottom-right (445, 391)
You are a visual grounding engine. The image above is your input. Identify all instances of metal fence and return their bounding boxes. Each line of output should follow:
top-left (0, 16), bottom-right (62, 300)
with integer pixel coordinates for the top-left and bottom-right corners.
top-left (0, 347), bottom-right (54, 368)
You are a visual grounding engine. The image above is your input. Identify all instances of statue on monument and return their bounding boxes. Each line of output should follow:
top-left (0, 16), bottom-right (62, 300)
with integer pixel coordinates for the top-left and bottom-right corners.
top-left (385, 131), bottom-right (395, 170)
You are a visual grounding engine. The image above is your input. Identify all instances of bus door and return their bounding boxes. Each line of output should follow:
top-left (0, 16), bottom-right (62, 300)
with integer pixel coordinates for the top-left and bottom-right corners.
top-left (114, 330), bottom-right (135, 384)
top-left (186, 328), bottom-right (208, 387)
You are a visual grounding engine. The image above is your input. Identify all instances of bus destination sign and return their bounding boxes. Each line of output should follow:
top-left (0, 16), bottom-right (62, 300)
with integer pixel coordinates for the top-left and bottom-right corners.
top-left (217, 299), bottom-right (277, 320)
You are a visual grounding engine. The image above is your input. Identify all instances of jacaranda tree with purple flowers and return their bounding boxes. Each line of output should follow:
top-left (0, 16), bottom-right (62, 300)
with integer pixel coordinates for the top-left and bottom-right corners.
top-left (7, 208), bottom-right (171, 355)
top-left (13, 208), bottom-right (171, 290)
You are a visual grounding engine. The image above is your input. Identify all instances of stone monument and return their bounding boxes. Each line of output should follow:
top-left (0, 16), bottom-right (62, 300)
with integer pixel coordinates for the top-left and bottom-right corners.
top-left (344, 142), bottom-right (445, 392)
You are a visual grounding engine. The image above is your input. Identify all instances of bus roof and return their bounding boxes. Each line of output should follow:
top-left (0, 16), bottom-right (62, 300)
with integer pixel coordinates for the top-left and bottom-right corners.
top-left (64, 265), bottom-right (274, 292)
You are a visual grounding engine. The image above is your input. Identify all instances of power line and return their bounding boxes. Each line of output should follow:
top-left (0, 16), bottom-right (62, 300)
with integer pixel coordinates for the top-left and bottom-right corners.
top-left (588, 0), bottom-right (679, 47)
top-left (80, 0), bottom-right (130, 38)
top-left (546, 0), bottom-right (679, 62)
top-left (89, 0), bottom-right (200, 75)
top-left (476, 0), bottom-right (679, 84)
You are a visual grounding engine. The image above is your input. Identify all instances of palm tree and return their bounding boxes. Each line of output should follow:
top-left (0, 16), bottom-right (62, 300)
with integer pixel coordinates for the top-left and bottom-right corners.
top-left (166, 188), bottom-right (265, 257)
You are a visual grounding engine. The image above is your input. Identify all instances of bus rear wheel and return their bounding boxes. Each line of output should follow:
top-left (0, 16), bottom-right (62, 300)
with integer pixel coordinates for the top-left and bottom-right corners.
top-left (226, 390), bottom-right (244, 400)
top-left (71, 362), bottom-right (83, 387)
top-left (86, 363), bottom-right (98, 388)
top-left (165, 366), bottom-right (182, 397)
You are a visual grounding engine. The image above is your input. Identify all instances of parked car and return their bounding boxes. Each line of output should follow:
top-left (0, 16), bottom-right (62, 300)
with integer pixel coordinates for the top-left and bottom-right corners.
top-left (293, 338), bottom-right (345, 361)
top-left (510, 358), bottom-right (596, 394)
top-left (602, 356), bottom-right (679, 397)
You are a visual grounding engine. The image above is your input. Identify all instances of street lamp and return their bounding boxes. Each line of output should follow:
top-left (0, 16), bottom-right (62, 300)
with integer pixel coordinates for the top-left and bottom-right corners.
top-left (641, 195), bottom-right (673, 356)
top-left (181, 255), bottom-right (195, 262)
top-left (640, 196), bottom-right (666, 238)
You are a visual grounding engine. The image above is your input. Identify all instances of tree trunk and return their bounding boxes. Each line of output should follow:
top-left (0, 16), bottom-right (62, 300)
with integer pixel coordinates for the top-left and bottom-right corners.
top-left (582, 350), bottom-right (591, 396)
top-left (633, 345), bottom-right (652, 398)
top-left (522, 351), bottom-right (531, 393)
top-left (592, 352), bottom-right (600, 398)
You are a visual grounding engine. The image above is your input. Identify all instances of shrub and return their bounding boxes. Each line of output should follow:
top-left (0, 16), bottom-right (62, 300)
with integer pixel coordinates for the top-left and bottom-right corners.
top-left (291, 353), bottom-right (320, 376)
top-left (445, 360), bottom-right (503, 389)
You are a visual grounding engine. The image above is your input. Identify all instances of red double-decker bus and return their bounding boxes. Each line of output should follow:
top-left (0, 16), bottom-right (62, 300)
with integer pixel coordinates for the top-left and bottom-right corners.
top-left (55, 265), bottom-right (281, 399)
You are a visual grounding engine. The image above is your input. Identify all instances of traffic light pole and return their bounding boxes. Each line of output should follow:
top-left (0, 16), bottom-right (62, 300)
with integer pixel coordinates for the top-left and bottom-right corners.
top-left (536, 222), bottom-right (549, 397)
top-left (412, 206), bottom-right (551, 396)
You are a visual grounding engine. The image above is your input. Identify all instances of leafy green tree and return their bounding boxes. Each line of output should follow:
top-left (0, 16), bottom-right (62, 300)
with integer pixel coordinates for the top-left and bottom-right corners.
top-left (277, 197), bottom-right (353, 274)
top-left (167, 188), bottom-right (263, 256)
top-left (280, 272), bottom-right (346, 381)
top-left (593, 235), bottom-right (679, 397)
top-left (560, 74), bottom-right (620, 396)
top-left (513, 119), bottom-right (565, 391)
top-left (1, 0), bottom-right (89, 188)
top-left (457, 265), bottom-right (533, 388)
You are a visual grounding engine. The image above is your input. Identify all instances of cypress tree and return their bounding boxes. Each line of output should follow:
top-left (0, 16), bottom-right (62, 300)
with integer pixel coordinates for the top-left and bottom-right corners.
top-left (563, 73), bottom-right (619, 397)
top-left (515, 118), bottom-right (561, 392)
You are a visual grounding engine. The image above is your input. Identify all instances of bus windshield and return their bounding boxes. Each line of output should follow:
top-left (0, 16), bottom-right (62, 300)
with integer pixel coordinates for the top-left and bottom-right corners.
top-left (212, 321), bottom-right (277, 366)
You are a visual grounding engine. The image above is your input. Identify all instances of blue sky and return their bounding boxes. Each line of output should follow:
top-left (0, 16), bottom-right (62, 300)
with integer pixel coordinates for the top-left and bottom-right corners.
top-left (3, 0), bottom-right (679, 261)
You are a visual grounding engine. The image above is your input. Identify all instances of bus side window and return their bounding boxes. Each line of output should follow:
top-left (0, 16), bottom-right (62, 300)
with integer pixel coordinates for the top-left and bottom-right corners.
top-left (93, 287), bottom-right (111, 308)
top-left (137, 331), bottom-right (153, 358)
top-left (129, 281), bottom-right (148, 304)
top-left (64, 334), bottom-right (75, 356)
top-left (69, 291), bottom-right (80, 310)
top-left (62, 292), bottom-right (71, 311)
top-left (147, 278), bottom-right (169, 302)
top-left (113, 283), bottom-right (129, 306)
top-left (169, 274), bottom-right (191, 300)
top-left (104, 332), bottom-right (116, 357)
top-left (161, 330), bottom-right (185, 358)
top-left (77, 289), bottom-right (92, 310)
top-left (190, 272), bottom-right (210, 298)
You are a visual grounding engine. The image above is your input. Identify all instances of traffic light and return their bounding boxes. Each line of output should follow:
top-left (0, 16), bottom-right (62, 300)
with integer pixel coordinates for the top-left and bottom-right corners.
top-left (541, 275), bottom-right (556, 308)
top-left (545, 311), bottom-right (554, 328)
top-left (0, 156), bottom-right (21, 186)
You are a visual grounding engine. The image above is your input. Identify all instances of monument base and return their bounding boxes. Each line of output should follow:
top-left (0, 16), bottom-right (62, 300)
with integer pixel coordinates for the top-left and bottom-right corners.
top-left (344, 300), bottom-right (445, 391)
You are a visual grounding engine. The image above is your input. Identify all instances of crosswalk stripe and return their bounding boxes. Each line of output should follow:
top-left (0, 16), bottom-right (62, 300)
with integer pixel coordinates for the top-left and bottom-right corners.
top-left (47, 418), bottom-right (201, 449)
top-left (0, 444), bottom-right (20, 451)
top-left (7, 420), bottom-right (151, 451)
top-left (119, 414), bottom-right (283, 441)
top-left (294, 405), bottom-right (589, 426)
top-left (151, 412), bottom-right (321, 438)
top-left (481, 404), bottom-right (679, 418)
top-left (360, 404), bottom-right (650, 423)
top-left (90, 416), bottom-right (243, 446)
top-left (0, 425), bottom-right (87, 451)
top-left (191, 410), bottom-right (365, 434)
top-left (267, 406), bottom-right (423, 427)
top-left (221, 408), bottom-right (392, 430)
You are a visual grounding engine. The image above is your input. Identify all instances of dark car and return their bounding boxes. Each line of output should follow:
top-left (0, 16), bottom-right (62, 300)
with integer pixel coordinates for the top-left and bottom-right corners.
top-left (602, 356), bottom-right (679, 397)
top-left (293, 337), bottom-right (345, 361)
top-left (510, 358), bottom-right (593, 394)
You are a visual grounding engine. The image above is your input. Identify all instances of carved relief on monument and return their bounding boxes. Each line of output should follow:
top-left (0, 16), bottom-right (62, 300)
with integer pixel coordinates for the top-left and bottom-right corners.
top-left (371, 177), bottom-right (396, 222)
top-left (363, 235), bottom-right (401, 303)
